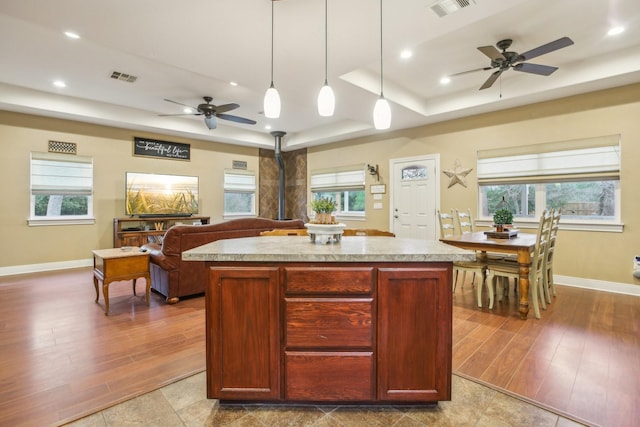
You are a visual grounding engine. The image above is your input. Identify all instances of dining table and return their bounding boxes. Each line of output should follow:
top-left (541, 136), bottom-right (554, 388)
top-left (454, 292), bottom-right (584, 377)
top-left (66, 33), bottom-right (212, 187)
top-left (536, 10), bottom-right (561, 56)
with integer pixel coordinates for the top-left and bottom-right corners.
top-left (440, 230), bottom-right (538, 320)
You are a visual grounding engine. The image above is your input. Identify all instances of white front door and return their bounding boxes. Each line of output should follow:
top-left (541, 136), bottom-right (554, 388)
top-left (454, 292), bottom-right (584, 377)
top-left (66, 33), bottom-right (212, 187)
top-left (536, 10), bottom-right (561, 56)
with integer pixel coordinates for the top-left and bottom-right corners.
top-left (390, 155), bottom-right (439, 240)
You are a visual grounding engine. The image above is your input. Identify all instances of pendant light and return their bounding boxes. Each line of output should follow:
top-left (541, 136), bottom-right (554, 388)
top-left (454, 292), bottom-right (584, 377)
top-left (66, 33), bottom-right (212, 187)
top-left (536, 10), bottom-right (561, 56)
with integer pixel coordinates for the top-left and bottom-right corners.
top-left (373, 0), bottom-right (391, 130)
top-left (317, 0), bottom-right (335, 117)
top-left (264, 0), bottom-right (281, 119)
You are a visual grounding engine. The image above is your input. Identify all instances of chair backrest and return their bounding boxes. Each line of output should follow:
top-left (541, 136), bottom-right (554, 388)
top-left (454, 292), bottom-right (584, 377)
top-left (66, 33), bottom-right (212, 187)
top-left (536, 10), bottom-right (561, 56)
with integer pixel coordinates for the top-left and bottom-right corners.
top-left (437, 209), bottom-right (456, 239)
top-left (545, 208), bottom-right (561, 265)
top-left (532, 210), bottom-right (553, 275)
top-left (342, 229), bottom-right (395, 237)
top-left (260, 228), bottom-right (308, 236)
top-left (454, 209), bottom-right (474, 234)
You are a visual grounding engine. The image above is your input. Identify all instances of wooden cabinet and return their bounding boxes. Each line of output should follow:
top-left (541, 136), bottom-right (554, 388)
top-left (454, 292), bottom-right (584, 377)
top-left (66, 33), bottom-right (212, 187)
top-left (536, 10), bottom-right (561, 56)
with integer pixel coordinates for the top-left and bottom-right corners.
top-left (205, 261), bottom-right (452, 404)
top-left (113, 216), bottom-right (210, 247)
top-left (207, 267), bottom-right (280, 400)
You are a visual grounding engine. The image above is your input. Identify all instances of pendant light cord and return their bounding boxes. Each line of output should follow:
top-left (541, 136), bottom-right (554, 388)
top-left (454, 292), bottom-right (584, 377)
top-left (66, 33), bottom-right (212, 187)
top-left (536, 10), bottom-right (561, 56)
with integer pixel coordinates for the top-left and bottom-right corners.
top-left (270, 1), bottom-right (275, 84)
top-left (324, 0), bottom-right (328, 84)
top-left (379, 0), bottom-right (384, 96)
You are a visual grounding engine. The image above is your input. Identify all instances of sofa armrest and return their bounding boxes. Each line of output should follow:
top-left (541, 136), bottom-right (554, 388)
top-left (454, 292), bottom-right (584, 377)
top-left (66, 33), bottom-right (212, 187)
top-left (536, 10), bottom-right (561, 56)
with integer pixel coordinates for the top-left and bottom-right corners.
top-left (141, 242), bottom-right (179, 271)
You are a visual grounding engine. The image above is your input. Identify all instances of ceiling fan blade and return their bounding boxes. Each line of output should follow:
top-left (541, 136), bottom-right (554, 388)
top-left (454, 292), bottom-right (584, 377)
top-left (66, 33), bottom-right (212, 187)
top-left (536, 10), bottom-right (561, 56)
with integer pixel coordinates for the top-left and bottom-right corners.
top-left (213, 103), bottom-right (240, 114)
top-left (479, 69), bottom-right (503, 90)
top-left (158, 113), bottom-right (202, 117)
top-left (216, 114), bottom-right (257, 125)
top-left (517, 37), bottom-right (574, 62)
top-left (163, 98), bottom-right (197, 110)
top-left (513, 62), bottom-right (558, 76)
top-left (477, 45), bottom-right (504, 61)
top-left (204, 116), bottom-right (217, 130)
top-left (449, 67), bottom-right (493, 77)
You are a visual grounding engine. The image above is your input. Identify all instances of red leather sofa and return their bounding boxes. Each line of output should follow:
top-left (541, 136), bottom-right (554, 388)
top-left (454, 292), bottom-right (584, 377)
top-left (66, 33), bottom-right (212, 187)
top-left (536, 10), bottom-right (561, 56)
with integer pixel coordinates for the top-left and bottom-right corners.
top-left (142, 217), bottom-right (305, 303)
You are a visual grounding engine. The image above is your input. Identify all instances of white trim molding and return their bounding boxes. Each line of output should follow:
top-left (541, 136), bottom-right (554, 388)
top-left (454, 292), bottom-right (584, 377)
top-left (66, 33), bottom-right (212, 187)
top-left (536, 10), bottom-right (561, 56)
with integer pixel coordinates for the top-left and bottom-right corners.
top-left (0, 258), bottom-right (92, 278)
top-left (555, 275), bottom-right (640, 297)
top-left (1, 261), bottom-right (639, 297)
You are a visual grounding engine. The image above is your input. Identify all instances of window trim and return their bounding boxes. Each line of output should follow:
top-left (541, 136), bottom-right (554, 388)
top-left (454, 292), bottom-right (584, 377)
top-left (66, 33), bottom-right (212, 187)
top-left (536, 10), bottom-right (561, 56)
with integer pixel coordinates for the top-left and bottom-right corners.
top-left (29, 152), bottom-right (95, 226)
top-left (477, 135), bottom-right (622, 232)
top-left (223, 169), bottom-right (256, 218)
top-left (310, 165), bottom-right (367, 220)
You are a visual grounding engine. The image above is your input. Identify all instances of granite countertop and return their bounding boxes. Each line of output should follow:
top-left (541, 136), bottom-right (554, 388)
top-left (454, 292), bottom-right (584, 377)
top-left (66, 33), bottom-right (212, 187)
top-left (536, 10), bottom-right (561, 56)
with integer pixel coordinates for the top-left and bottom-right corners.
top-left (182, 236), bottom-right (476, 263)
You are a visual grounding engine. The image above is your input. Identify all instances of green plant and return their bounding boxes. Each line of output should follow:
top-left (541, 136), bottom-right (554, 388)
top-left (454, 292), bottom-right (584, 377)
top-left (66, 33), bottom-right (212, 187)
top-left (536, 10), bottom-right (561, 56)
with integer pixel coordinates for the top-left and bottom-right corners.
top-left (310, 197), bottom-right (336, 214)
top-left (493, 208), bottom-right (514, 225)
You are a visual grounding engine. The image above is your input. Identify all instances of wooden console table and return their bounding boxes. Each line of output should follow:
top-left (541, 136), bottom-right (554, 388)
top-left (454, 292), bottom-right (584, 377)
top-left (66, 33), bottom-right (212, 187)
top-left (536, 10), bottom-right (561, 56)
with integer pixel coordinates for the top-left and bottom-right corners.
top-left (183, 236), bottom-right (474, 404)
top-left (92, 248), bottom-right (151, 315)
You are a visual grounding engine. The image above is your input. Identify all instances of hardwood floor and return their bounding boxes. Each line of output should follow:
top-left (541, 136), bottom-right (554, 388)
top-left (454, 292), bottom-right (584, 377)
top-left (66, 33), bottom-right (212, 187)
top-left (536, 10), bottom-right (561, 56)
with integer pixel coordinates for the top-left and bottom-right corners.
top-left (0, 268), bottom-right (638, 427)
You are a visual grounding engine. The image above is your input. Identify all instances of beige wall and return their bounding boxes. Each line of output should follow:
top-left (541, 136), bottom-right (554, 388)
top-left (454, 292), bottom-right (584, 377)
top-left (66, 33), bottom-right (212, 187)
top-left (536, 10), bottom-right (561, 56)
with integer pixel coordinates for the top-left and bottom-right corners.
top-left (309, 83), bottom-right (640, 286)
top-left (2, 83), bottom-right (640, 288)
top-left (0, 111), bottom-right (258, 267)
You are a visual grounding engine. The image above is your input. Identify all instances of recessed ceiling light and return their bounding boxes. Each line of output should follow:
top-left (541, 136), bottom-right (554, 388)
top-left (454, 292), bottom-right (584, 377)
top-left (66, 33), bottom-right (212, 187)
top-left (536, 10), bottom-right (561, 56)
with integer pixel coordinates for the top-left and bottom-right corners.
top-left (229, 81), bottom-right (238, 86)
top-left (64, 31), bottom-right (80, 39)
top-left (607, 26), bottom-right (624, 36)
top-left (183, 107), bottom-right (192, 114)
top-left (400, 50), bottom-right (413, 59)
top-left (265, 125), bottom-right (272, 130)
top-left (53, 80), bottom-right (66, 88)
top-left (440, 76), bottom-right (451, 85)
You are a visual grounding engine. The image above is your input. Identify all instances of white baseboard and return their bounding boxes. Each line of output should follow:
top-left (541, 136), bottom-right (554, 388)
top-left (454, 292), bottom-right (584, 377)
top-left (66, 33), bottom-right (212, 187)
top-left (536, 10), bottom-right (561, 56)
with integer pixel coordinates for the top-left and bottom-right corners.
top-left (1, 261), bottom-right (639, 297)
top-left (0, 259), bottom-right (93, 277)
top-left (555, 275), bottom-right (640, 297)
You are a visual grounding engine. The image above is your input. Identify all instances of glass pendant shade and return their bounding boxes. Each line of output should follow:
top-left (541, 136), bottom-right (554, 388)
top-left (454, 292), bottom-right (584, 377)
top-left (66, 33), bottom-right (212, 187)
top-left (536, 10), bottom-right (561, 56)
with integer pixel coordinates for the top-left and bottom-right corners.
top-left (373, 95), bottom-right (391, 130)
top-left (317, 82), bottom-right (335, 117)
top-left (264, 83), bottom-right (281, 119)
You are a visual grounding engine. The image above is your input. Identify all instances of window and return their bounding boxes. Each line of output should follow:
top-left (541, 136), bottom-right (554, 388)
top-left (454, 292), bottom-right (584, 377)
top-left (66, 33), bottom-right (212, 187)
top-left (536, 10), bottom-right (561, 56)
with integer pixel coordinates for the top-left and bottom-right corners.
top-left (310, 165), bottom-right (366, 219)
top-left (477, 135), bottom-right (621, 230)
top-left (223, 169), bottom-right (256, 217)
top-left (29, 152), bottom-right (94, 225)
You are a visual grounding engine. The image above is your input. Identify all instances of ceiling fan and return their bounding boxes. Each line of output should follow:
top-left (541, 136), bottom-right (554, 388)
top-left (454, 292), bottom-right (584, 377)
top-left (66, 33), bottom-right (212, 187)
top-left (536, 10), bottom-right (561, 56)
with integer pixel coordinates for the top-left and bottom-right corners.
top-left (159, 96), bottom-right (257, 129)
top-left (452, 37), bottom-right (574, 90)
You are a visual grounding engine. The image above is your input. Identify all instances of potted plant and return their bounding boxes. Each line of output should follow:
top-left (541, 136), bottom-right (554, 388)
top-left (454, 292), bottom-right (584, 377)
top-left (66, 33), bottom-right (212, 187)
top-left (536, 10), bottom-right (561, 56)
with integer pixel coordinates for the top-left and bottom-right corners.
top-left (492, 208), bottom-right (513, 232)
top-left (310, 197), bottom-right (336, 224)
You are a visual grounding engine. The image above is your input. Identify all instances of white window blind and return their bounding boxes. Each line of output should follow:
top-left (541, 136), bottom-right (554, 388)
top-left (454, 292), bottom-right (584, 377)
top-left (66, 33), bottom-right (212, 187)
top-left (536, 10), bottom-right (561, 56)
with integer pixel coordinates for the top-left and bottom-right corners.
top-left (310, 165), bottom-right (365, 191)
top-left (477, 134), bottom-right (620, 183)
top-left (31, 152), bottom-right (93, 196)
top-left (224, 170), bottom-right (256, 191)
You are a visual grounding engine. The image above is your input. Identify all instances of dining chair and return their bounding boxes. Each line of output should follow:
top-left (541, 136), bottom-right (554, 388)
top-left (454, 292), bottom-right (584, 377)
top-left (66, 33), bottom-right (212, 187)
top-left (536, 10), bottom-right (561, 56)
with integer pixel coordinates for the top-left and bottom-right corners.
top-left (486, 210), bottom-right (552, 318)
top-left (260, 229), bottom-right (309, 236)
top-left (342, 228), bottom-right (395, 237)
top-left (542, 208), bottom-right (561, 302)
top-left (438, 209), bottom-right (487, 295)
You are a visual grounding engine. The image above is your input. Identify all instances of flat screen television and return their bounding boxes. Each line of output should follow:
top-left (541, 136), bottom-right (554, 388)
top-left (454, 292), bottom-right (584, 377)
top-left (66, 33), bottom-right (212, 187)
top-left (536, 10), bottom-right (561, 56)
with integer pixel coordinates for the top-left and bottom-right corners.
top-left (125, 172), bottom-right (199, 217)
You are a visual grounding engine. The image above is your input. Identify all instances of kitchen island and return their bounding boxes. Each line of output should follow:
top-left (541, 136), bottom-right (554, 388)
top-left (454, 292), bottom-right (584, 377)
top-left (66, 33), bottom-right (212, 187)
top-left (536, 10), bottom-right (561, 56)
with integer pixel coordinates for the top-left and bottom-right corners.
top-left (183, 236), bottom-right (474, 405)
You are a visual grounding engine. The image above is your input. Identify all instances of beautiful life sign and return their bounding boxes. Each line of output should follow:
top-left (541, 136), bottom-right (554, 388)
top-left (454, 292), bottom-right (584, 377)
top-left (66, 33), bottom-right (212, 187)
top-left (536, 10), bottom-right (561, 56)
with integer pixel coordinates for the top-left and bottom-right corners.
top-left (133, 137), bottom-right (190, 161)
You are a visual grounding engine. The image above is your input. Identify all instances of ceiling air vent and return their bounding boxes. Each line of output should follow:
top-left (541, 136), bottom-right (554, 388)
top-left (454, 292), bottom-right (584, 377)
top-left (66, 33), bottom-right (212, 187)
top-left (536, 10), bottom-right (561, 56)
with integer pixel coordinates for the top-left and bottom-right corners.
top-left (110, 71), bottom-right (137, 83)
top-left (430, 0), bottom-right (476, 17)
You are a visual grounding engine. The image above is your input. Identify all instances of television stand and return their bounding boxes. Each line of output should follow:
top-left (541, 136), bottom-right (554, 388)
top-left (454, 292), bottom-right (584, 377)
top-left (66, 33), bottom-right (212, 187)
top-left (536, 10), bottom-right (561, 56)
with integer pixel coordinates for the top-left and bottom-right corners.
top-left (113, 216), bottom-right (210, 248)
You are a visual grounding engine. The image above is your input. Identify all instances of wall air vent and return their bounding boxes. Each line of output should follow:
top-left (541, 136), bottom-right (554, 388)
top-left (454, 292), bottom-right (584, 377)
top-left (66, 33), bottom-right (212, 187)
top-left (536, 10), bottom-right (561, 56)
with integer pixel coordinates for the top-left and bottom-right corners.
top-left (430, 0), bottom-right (476, 17)
top-left (110, 71), bottom-right (138, 83)
top-left (48, 140), bottom-right (77, 154)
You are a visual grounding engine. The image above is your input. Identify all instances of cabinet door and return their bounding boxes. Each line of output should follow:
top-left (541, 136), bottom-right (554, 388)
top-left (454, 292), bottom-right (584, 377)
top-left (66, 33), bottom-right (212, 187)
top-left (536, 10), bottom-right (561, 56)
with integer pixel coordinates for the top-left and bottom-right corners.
top-left (207, 267), bottom-right (280, 400)
top-left (377, 265), bottom-right (452, 402)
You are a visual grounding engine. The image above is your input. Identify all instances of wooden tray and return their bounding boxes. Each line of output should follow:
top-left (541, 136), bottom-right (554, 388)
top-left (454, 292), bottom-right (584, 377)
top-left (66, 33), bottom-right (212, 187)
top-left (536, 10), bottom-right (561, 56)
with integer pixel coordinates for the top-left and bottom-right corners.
top-left (484, 229), bottom-right (519, 239)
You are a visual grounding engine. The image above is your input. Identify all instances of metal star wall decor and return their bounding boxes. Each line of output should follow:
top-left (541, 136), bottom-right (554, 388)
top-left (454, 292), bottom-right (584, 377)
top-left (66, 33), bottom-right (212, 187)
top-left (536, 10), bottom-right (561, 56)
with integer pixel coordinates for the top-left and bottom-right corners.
top-left (443, 159), bottom-right (473, 188)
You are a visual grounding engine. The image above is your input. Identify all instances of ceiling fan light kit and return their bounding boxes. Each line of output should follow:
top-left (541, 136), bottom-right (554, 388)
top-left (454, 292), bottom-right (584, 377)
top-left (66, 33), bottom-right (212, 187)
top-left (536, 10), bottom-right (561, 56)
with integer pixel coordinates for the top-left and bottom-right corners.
top-left (373, 0), bottom-right (391, 130)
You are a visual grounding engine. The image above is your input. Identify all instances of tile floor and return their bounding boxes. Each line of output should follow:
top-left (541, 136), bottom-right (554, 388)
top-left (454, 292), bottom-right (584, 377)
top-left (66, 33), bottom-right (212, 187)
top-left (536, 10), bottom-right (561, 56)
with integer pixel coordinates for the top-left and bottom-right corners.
top-left (64, 372), bottom-right (587, 427)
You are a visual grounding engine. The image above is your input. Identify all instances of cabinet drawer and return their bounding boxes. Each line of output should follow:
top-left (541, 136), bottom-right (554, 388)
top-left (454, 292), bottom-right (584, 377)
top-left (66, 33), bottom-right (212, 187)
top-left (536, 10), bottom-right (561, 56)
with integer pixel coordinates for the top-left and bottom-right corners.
top-left (105, 255), bottom-right (148, 276)
top-left (285, 351), bottom-right (374, 401)
top-left (284, 267), bottom-right (374, 294)
top-left (285, 298), bottom-right (373, 348)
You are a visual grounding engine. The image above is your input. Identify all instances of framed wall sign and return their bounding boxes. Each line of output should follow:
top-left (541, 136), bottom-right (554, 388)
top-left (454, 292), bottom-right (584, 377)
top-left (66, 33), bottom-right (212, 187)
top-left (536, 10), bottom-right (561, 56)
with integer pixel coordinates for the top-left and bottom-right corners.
top-left (133, 137), bottom-right (190, 161)
top-left (370, 184), bottom-right (386, 194)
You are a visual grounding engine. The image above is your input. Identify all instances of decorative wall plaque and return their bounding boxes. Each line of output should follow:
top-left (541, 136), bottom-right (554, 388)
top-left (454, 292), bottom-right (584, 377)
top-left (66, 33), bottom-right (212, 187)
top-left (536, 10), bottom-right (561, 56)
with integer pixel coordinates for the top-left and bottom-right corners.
top-left (133, 137), bottom-right (190, 160)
